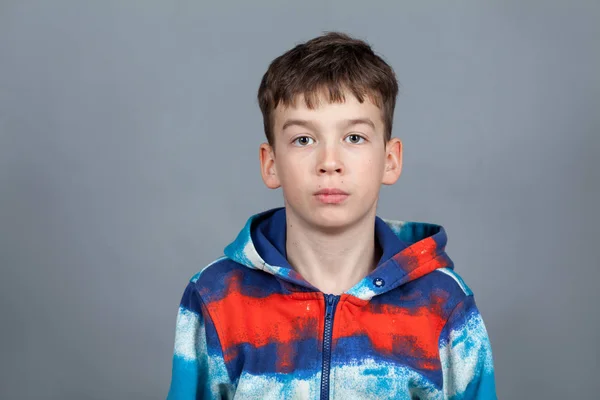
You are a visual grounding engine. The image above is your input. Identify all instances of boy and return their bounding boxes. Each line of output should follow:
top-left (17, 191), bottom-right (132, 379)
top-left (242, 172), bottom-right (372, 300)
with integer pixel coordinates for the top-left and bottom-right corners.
top-left (167, 32), bottom-right (497, 399)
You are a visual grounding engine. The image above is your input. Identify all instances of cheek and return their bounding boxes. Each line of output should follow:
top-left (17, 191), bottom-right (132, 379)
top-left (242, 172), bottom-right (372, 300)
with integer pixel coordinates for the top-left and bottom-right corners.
top-left (354, 158), bottom-right (385, 190)
top-left (360, 156), bottom-right (384, 175)
top-left (278, 159), bottom-right (305, 185)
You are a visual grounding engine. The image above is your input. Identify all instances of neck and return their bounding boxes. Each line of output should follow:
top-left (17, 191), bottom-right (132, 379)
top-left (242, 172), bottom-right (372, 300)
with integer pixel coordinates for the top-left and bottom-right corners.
top-left (285, 208), bottom-right (382, 295)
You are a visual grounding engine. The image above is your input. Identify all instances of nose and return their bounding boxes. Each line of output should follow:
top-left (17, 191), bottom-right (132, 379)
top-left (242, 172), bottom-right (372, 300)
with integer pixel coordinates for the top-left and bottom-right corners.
top-left (317, 144), bottom-right (344, 175)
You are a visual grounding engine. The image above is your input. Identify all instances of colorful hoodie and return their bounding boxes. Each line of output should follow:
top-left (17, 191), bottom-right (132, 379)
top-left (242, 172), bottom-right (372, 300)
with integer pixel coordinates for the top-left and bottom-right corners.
top-left (166, 208), bottom-right (497, 399)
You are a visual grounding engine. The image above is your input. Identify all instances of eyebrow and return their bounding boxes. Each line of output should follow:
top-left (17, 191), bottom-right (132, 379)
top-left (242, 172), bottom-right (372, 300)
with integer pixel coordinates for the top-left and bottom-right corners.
top-left (281, 119), bottom-right (316, 132)
top-left (342, 118), bottom-right (376, 130)
top-left (281, 118), bottom-right (376, 132)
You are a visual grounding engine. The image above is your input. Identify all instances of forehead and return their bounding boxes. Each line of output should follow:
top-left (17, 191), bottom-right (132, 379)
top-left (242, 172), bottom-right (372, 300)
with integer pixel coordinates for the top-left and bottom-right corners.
top-left (272, 90), bottom-right (384, 131)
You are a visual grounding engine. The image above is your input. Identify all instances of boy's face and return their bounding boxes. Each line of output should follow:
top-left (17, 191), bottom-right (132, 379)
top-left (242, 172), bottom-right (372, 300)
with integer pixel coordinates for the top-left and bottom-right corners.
top-left (259, 90), bottom-right (402, 231)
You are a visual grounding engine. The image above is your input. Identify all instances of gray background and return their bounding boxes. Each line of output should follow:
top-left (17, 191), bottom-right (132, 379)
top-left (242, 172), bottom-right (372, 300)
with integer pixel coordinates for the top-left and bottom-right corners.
top-left (1, 0), bottom-right (598, 399)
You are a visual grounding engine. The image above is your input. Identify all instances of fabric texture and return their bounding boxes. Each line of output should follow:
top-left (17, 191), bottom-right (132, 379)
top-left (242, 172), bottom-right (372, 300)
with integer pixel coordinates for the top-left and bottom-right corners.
top-left (167, 207), bottom-right (497, 399)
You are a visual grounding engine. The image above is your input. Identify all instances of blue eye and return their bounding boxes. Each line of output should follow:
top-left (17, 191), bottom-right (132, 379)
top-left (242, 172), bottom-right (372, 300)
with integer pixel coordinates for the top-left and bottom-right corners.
top-left (293, 136), bottom-right (314, 146)
top-left (345, 134), bottom-right (365, 144)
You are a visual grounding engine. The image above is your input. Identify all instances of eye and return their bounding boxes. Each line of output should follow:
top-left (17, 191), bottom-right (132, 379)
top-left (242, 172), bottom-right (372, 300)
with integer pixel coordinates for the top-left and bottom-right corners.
top-left (345, 134), bottom-right (366, 144)
top-left (292, 136), bottom-right (314, 146)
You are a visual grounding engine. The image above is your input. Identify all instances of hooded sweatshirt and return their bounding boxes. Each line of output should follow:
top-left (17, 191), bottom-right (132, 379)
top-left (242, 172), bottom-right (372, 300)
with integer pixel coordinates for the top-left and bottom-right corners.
top-left (166, 207), bottom-right (497, 400)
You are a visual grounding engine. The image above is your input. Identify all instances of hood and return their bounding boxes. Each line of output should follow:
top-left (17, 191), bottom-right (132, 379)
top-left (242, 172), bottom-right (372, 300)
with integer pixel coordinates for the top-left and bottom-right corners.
top-left (223, 207), bottom-right (454, 301)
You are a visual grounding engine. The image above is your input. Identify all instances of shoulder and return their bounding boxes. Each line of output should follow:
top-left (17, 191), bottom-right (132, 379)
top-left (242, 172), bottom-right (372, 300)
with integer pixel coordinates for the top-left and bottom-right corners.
top-left (409, 267), bottom-right (473, 299)
top-left (184, 256), bottom-right (245, 298)
top-left (430, 267), bottom-right (473, 297)
top-left (401, 267), bottom-right (476, 320)
top-left (188, 256), bottom-right (238, 285)
top-left (180, 256), bottom-right (284, 307)
top-left (175, 257), bottom-right (236, 312)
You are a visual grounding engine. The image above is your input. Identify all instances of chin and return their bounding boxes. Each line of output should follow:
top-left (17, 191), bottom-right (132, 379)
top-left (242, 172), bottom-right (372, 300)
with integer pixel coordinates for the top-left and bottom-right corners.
top-left (305, 206), bottom-right (360, 231)
top-left (286, 196), bottom-right (376, 231)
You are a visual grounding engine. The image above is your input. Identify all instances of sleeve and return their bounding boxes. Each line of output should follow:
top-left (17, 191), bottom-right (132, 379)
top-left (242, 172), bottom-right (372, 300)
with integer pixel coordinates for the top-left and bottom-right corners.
top-left (166, 282), bottom-right (234, 400)
top-left (438, 295), bottom-right (497, 400)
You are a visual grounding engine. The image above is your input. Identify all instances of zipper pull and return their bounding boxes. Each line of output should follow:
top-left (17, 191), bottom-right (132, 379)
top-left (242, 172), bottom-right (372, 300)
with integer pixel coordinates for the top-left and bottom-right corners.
top-left (325, 295), bottom-right (333, 319)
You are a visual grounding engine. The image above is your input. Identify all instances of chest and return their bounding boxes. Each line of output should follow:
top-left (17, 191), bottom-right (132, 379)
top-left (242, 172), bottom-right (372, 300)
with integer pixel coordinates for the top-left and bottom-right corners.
top-left (205, 294), bottom-right (446, 378)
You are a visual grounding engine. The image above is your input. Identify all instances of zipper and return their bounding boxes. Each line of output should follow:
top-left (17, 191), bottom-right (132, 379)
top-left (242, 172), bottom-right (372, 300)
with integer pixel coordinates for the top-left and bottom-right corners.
top-left (320, 294), bottom-right (340, 400)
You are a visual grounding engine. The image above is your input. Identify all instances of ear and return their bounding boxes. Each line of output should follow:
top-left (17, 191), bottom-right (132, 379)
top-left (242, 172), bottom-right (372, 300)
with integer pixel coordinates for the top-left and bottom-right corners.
top-left (259, 143), bottom-right (281, 189)
top-left (382, 137), bottom-right (403, 185)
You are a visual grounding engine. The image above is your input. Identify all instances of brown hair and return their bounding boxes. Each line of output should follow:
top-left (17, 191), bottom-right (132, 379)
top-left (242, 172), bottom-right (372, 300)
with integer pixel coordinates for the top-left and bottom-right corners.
top-left (257, 31), bottom-right (399, 146)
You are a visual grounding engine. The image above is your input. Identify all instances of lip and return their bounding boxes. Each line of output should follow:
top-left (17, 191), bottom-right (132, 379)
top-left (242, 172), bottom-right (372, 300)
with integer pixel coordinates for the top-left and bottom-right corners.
top-left (314, 188), bottom-right (349, 204)
top-left (314, 188), bottom-right (349, 195)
